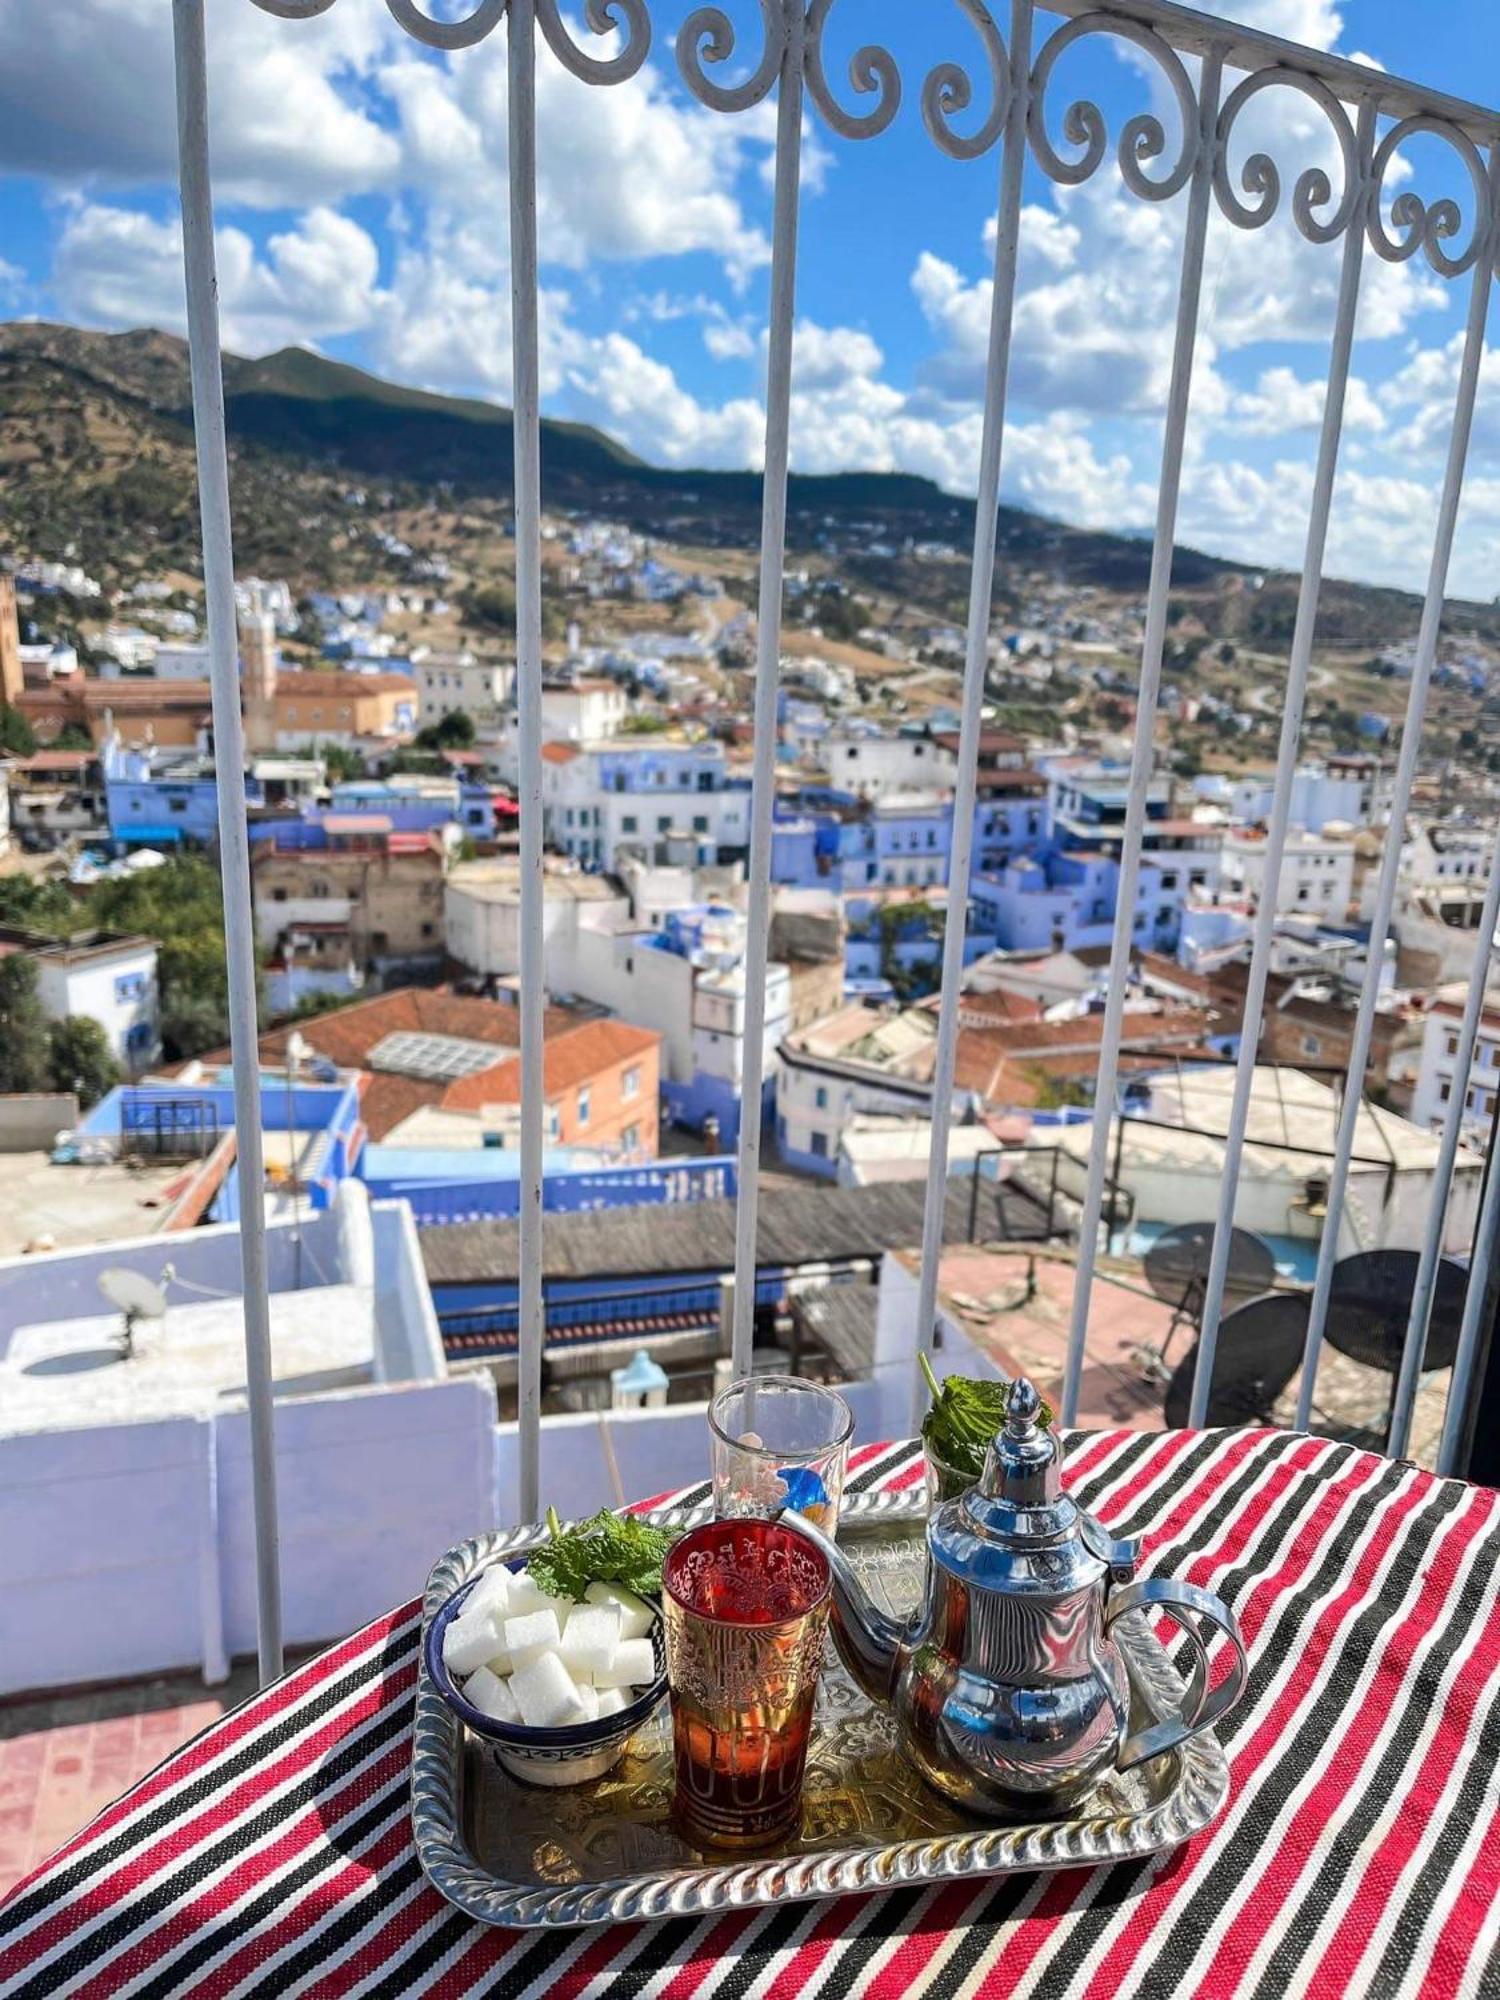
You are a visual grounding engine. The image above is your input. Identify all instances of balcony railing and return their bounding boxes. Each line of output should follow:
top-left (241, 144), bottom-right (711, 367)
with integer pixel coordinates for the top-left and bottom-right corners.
top-left (164, 0), bottom-right (1500, 1682)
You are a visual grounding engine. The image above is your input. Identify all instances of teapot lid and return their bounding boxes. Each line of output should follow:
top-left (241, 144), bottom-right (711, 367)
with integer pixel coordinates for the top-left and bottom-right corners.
top-left (932, 1377), bottom-right (1136, 1591)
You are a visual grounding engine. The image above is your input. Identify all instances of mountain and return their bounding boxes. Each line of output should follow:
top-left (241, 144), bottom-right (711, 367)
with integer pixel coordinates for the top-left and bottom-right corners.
top-left (2, 320), bottom-right (1496, 652)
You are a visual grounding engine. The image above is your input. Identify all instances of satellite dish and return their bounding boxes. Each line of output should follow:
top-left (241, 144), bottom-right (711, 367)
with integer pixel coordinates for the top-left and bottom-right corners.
top-left (98, 1267), bottom-right (169, 1359)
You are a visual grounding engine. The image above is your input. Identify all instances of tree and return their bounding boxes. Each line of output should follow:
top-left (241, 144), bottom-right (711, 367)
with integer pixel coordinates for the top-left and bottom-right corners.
top-left (46, 1017), bottom-right (119, 1108)
top-left (0, 708), bottom-right (36, 757)
top-left (414, 709), bottom-right (476, 750)
top-left (316, 741), bottom-right (367, 783)
top-left (467, 583), bottom-right (516, 634)
top-left (0, 957), bottom-right (51, 1093)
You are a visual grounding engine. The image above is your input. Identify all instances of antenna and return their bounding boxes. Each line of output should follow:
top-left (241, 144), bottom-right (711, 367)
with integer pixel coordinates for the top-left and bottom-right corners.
top-left (97, 1267), bottom-right (169, 1360)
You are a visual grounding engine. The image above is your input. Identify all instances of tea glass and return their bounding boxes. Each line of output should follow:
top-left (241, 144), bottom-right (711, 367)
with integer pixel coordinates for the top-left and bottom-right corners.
top-left (709, 1375), bottom-right (853, 1535)
top-left (662, 1517), bottom-right (832, 1850)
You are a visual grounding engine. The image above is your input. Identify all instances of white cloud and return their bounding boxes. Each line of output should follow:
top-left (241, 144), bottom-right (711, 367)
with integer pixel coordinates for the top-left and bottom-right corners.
top-left (52, 200), bottom-right (384, 353)
top-left (1230, 365), bottom-right (1385, 435)
top-left (0, 0), bottom-right (399, 205)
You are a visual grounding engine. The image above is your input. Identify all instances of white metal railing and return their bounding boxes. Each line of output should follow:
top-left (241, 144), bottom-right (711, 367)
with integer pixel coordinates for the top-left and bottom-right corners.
top-left (168, 0), bottom-right (1500, 1679)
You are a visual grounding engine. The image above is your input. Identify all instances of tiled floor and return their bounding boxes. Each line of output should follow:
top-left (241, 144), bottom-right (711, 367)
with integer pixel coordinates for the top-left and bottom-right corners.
top-left (0, 1663), bottom-right (268, 1898)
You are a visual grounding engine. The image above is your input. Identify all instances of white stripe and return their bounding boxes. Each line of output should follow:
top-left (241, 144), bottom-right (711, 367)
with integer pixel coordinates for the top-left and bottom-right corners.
top-left (1237, 1496), bottom-right (1496, 1996)
top-left (1147, 1475), bottom-right (1455, 1996)
top-left (1315, 1521), bottom-right (1500, 1997)
top-left (22, 1672), bottom-right (414, 1999)
top-left (1012, 1445), bottom-right (1402, 1995)
top-left (110, 1751), bottom-right (411, 1999)
top-left (2, 1620), bottom-right (420, 1978)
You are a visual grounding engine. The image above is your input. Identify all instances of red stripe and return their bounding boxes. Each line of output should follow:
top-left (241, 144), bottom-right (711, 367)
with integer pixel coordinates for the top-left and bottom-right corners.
top-left (977, 1439), bottom-right (1386, 1998)
top-left (67, 1739), bottom-right (413, 2000)
top-left (656, 1909), bottom-right (763, 2000)
top-left (1086, 1456), bottom-right (1430, 1995)
top-left (1199, 1488), bottom-right (1493, 1991)
top-left (285, 1866), bottom-right (446, 2000)
top-left (1320, 1488), bottom-right (1500, 2000)
top-left (2, 1603), bottom-right (420, 1908)
top-left (191, 1816), bottom-right (424, 2000)
top-left (0, 1660), bottom-right (417, 1987)
top-left (760, 1891), bottom-right (871, 2000)
top-left (859, 1880), bottom-right (989, 2000)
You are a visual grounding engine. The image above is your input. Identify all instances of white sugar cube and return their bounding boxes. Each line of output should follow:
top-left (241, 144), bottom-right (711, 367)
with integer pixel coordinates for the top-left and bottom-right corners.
top-left (593, 1637), bottom-right (655, 1690)
top-left (463, 1664), bottom-right (521, 1724)
top-left (509, 1651), bottom-right (588, 1729)
top-left (574, 1681), bottom-right (601, 1722)
top-left (557, 1603), bottom-right (620, 1680)
top-left (443, 1607), bottom-right (504, 1678)
top-left (505, 1570), bottom-right (548, 1617)
top-left (583, 1582), bottom-right (655, 1642)
top-left (465, 1566), bottom-right (514, 1621)
top-left (503, 1607), bottom-right (562, 1671)
top-left (595, 1686), bottom-right (628, 1717)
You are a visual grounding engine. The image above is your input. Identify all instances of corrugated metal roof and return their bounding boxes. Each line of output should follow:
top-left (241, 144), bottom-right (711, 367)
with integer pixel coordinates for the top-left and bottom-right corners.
top-left (420, 1176), bottom-right (1050, 1285)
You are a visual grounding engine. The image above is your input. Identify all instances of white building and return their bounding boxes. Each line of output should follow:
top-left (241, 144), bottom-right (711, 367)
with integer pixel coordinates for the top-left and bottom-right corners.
top-left (153, 642), bottom-right (214, 681)
top-left (0, 1184), bottom-right (493, 1696)
top-left (776, 1004), bottom-right (939, 1174)
top-left (1221, 826), bottom-right (1356, 921)
top-left (1410, 985), bottom-right (1500, 1145)
top-left (1193, 761), bottom-right (1374, 833)
top-left (540, 678), bottom-right (629, 743)
top-left (540, 741), bottom-right (752, 870)
top-left (413, 651), bottom-right (515, 737)
top-left (823, 729), bottom-right (956, 799)
top-left (1, 929), bottom-right (160, 1070)
top-left (1403, 823), bottom-right (1493, 888)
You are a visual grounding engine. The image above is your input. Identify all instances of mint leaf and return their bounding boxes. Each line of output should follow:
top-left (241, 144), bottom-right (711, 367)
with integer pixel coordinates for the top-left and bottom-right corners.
top-left (526, 1506), bottom-right (676, 1601)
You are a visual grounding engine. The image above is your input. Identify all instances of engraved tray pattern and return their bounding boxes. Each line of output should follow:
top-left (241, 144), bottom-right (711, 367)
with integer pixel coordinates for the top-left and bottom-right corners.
top-left (411, 1489), bottom-right (1230, 1929)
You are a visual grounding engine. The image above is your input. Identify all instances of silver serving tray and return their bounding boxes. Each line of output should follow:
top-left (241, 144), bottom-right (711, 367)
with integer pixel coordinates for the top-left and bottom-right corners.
top-left (411, 1488), bottom-right (1230, 1929)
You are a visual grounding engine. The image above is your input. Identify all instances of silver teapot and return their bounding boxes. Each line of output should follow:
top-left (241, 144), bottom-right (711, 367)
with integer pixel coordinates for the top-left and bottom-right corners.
top-left (784, 1377), bottom-right (1247, 1816)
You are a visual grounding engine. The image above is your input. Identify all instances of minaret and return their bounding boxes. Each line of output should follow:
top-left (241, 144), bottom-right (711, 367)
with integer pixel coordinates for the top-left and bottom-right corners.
top-left (239, 610), bottom-right (278, 753)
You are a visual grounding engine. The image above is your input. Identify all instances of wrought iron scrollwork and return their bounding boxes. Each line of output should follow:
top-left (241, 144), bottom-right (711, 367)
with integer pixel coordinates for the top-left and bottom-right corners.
top-left (250, 0), bottom-right (343, 17)
top-left (922, 0), bottom-right (1007, 161)
top-left (1213, 67), bottom-right (1361, 244)
top-left (384, 0), bottom-right (508, 48)
top-left (676, 1), bottom-right (786, 114)
top-left (1367, 114), bottom-right (1491, 277)
top-left (1026, 11), bottom-right (1198, 201)
top-left (804, 0), bottom-right (899, 141)
top-left (535, 0), bottom-right (650, 82)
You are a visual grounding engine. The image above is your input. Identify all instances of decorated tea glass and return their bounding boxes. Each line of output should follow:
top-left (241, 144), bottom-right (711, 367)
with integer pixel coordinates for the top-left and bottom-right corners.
top-left (709, 1375), bottom-right (853, 1535)
top-left (662, 1516), bottom-right (832, 1849)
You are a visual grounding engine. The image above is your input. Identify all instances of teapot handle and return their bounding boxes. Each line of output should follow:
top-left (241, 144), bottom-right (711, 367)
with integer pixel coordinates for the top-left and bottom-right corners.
top-left (1105, 1577), bottom-right (1247, 1772)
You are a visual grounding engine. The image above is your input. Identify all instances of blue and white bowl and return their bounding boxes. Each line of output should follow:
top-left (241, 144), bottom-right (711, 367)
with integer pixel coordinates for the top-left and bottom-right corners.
top-left (424, 1567), bottom-right (668, 1788)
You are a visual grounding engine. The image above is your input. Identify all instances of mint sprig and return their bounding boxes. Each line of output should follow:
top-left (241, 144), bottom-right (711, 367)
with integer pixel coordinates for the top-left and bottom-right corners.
top-left (526, 1506), bottom-right (676, 1602)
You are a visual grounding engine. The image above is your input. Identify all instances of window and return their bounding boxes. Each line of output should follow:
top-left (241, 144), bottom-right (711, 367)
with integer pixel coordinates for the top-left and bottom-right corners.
top-left (1439, 1080), bottom-right (1452, 1103)
top-left (622, 1065), bottom-right (640, 1099)
top-left (422, 923), bottom-right (435, 938)
top-left (1447, 1031), bottom-right (1461, 1057)
top-left (621, 1123), bottom-right (640, 1151)
top-left (272, 887), bottom-right (287, 903)
top-left (622, 814), bottom-right (637, 833)
top-left (810, 1131), bottom-right (828, 1158)
top-left (114, 972), bottom-right (147, 1003)
top-left (577, 1085), bottom-right (591, 1126)
top-left (693, 815), bottom-right (709, 833)
top-left (814, 1085), bottom-right (828, 1110)
top-left (927, 829), bottom-right (937, 847)
top-left (169, 797), bottom-right (188, 814)
top-left (1301, 1034), bottom-right (1322, 1057)
top-left (658, 816), bottom-right (672, 834)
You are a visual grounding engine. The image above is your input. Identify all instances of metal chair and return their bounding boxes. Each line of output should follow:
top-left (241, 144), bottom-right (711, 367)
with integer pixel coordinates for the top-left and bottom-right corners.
top-left (1136, 1223), bottom-right (1279, 1384)
top-left (1163, 1292), bottom-right (1310, 1430)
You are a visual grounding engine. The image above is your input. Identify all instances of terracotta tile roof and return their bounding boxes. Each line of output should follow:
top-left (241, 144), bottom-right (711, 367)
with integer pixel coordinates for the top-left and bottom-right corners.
top-left (276, 671), bottom-right (414, 697)
top-left (440, 1019), bottom-right (660, 1111)
top-left (251, 988), bottom-right (573, 1071)
top-left (540, 743), bottom-right (580, 764)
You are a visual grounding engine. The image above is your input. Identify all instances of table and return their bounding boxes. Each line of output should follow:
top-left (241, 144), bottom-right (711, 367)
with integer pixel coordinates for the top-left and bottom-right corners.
top-left (2, 1430), bottom-right (1498, 1998)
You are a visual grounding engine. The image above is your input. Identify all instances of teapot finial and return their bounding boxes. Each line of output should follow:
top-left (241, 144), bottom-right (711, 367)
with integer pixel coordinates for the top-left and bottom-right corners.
top-left (1005, 1376), bottom-right (1042, 1433)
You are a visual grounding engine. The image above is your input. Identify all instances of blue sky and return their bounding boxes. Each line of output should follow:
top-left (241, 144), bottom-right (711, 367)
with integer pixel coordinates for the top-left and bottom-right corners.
top-left (2, 0), bottom-right (1500, 596)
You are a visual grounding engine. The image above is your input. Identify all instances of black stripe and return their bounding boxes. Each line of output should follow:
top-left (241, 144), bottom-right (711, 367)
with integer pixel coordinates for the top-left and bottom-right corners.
top-left (0, 1615), bottom-right (420, 1944)
top-left (237, 1852), bottom-right (428, 1999)
top-left (1362, 1575), bottom-right (1500, 1995)
top-left (1145, 1472), bottom-right (1462, 1994)
top-left (355, 1894), bottom-right (573, 2000)
top-left (13, 1693), bottom-right (416, 2000)
top-left (1026, 1436), bottom-right (1326, 1999)
top-left (131, 1785), bottom-right (413, 2000)
top-left (922, 1872), bottom-right (1069, 1998)
top-left (847, 1440), bottom-right (922, 1495)
top-left (1068, 1428), bottom-right (1164, 1510)
top-left (1249, 1496), bottom-right (1500, 2000)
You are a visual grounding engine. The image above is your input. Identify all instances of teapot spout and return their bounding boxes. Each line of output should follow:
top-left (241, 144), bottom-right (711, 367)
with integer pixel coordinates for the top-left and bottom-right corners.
top-left (776, 1508), bottom-right (906, 1706)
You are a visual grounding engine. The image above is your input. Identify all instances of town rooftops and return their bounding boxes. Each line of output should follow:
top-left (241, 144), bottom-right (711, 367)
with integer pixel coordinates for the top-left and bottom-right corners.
top-left (441, 1019), bottom-right (659, 1110)
top-left (0, 926), bottom-right (154, 968)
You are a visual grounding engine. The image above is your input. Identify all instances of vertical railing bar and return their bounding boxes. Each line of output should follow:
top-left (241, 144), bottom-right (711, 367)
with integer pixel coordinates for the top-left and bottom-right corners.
top-left (912, 0), bottom-right (1035, 1430)
top-left (1060, 46), bottom-right (1225, 1426)
top-left (730, 0), bottom-right (805, 1383)
top-left (509, 0), bottom-right (546, 1521)
top-left (1392, 824), bottom-right (1500, 1458)
top-left (172, 0), bottom-right (282, 1683)
top-left (1307, 146), bottom-right (1500, 1444)
top-left (1191, 97), bottom-right (1376, 1430)
top-left (1438, 1116), bottom-right (1500, 1474)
